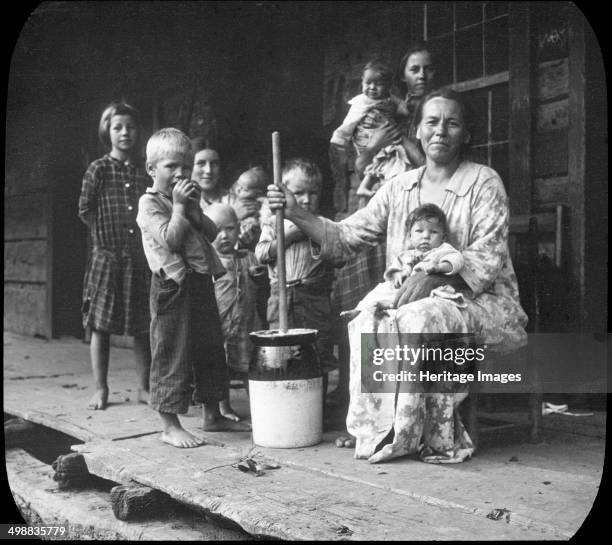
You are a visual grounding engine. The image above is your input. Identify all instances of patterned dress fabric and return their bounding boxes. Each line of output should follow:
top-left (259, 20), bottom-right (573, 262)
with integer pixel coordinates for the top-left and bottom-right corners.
top-left (318, 161), bottom-right (528, 463)
top-left (78, 154), bottom-right (151, 336)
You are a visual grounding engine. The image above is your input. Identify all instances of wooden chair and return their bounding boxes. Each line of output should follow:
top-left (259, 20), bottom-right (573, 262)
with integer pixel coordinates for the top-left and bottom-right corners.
top-left (465, 204), bottom-right (566, 449)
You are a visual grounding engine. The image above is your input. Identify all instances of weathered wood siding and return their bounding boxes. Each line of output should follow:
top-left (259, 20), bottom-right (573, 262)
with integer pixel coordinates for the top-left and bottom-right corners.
top-left (4, 104), bottom-right (53, 338)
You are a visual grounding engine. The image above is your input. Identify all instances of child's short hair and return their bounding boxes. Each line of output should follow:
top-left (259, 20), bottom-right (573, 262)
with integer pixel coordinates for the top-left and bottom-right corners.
top-left (406, 203), bottom-right (448, 236)
top-left (146, 128), bottom-right (193, 166)
top-left (282, 158), bottom-right (322, 191)
top-left (204, 203), bottom-right (238, 226)
top-left (98, 102), bottom-right (140, 149)
top-left (363, 59), bottom-right (394, 86)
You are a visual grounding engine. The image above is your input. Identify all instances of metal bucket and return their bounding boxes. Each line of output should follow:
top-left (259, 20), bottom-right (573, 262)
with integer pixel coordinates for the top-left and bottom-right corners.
top-left (248, 328), bottom-right (323, 448)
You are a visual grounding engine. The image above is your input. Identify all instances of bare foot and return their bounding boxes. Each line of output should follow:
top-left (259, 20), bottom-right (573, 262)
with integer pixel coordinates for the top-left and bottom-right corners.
top-left (219, 399), bottom-right (241, 422)
top-left (137, 388), bottom-right (150, 405)
top-left (203, 416), bottom-right (251, 432)
top-left (334, 434), bottom-right (356, 448)
top-left (87, 388), bottom-right (109, 410)
top-left (160, 427), bottom-right (204, 448)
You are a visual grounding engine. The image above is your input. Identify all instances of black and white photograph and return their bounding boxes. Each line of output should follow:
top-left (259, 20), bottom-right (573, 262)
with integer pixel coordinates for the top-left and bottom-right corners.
top-left (4, 1), bottom-right (608, 540)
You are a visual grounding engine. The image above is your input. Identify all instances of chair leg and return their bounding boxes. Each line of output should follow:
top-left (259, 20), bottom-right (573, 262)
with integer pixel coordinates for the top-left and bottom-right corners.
top-left (529, 393), bottom-right (542, 442)
top-left (466, 390), bottom-right (479, 451)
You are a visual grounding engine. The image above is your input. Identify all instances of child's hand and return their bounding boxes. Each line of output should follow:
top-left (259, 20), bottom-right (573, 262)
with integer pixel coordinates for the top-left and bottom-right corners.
top-left (172, 179), bottom-right (199, 206)
top-left (266, 184), bottom-right (299, 218)
top-left (234, 198), bottom-right (260, 221)
top-left (391, 271), bottom-right (406, 289)
top-left (238, 222), bottom-right (261, 249)
top-left (413, 262), bottom-right (437, 275)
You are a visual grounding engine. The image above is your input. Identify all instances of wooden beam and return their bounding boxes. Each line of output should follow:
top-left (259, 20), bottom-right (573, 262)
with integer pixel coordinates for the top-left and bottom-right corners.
top-left (52, 453), bottom-right (91, 490)
top-left (508, 2), bottom-right (532, 214)
top-left (110, 484), bottom-right (171, 521)
top-left (566, 8), bottom-right (586, 328)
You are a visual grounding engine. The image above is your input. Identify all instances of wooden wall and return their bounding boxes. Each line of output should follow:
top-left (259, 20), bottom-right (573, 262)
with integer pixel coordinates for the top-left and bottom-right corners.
top-left (4, 109), bottom-right (53, 338)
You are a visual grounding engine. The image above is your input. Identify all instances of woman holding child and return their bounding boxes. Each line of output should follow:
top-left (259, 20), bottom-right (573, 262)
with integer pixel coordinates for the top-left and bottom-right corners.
top-left (329, 43), bottom-right (438, 411)
top-left (268, 88), bottom-right (527, 464)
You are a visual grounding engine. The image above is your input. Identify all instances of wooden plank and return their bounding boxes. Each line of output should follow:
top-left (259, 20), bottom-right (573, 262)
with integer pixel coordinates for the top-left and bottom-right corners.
top-left (3, 283), bottom-right (49, 338)
top-left (73, 436), bottom-right (550, 541)
top-left (3, 165), bottom-right (49, 198)
top-left (508, 2), bottom-right (532, 213)
top-left (534, 176), bottom-right (569, 207)
top-left (509, 212), bottom-right (556, 234)
top-left (533, 128), bottom-right (568, 177)
top-left (537, 58), bottom-right (569, 100)
top-left (536, 98), bottom-right (568, 132)
top-left (566, 8), bottom-right (586, 327)
top-left (4, 193), bottom-right (49, 239)
top-left (4, 240), bottom-right (48, 282)
top-left (447, 71), bottom-right (509, 93)
top-left (6, 448), bottom-right (248, 540)
top-left (3, 371), bottom-right (162, 442)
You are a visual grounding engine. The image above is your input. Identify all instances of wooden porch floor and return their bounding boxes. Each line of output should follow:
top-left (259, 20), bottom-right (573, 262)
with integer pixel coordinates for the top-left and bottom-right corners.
top-left (3, 332), bottom-right (605, 540)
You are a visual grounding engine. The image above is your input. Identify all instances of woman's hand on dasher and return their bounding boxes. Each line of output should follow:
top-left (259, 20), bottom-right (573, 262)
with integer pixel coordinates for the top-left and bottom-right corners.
top-left (392, 271), bottom-right (470, 308)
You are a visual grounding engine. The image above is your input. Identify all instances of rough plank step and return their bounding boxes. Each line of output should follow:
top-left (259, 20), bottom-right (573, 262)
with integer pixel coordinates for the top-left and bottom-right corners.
top-left (6, 448), bottom-right (249, 540)
top-left (72, 436), bottom-right (553, 541)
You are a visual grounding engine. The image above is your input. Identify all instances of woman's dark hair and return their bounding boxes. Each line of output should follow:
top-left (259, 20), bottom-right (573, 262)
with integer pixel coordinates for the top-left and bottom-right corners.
top-left (414, 88), bottom-right (473, 156)
top-left (406, 203), bottom-right (449, 237)
top-left (98, 102), bottom-right (140, 149)
top-left (191, 135), bottom-right (220, 155)
top-left (398, 42), bottom-right (435, 87)
top-left (363, 58), bottom-right (394, 86)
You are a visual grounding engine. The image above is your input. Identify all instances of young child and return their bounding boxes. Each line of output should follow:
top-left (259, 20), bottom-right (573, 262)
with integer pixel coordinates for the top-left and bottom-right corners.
top-left (384, 204), bottom-right (464, 288)
top-left (330, 59), bottom-right (410, 207)
top-left (78, 101), bottom-right (151, 411)
top-left (330, 59), bottom-right (401, 156)
top-left (204, 203), bottom-right (261, 423)
top-left (256, 158), bottom-right (343, 388)
top-left (137, 128), bottom-right (247, 449)
top-left (228, 167), bottom-right (269, 251)
top-left (341, 204), bottom-right (465, 324)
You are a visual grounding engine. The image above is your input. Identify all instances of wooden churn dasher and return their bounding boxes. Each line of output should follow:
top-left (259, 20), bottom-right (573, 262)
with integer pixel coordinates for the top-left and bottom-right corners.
top-left (248, 132), bottom-right (323, 448)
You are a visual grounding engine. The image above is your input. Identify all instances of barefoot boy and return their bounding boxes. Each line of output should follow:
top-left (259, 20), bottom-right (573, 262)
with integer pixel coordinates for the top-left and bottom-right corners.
top-left (137, 128), bottom-right (245, 448)
top-left (255, 158), bottom-right (343, 395)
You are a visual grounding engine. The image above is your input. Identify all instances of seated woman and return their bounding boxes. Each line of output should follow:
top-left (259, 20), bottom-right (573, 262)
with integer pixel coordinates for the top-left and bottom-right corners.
top-left (266, 88), bottom-right (528, 464)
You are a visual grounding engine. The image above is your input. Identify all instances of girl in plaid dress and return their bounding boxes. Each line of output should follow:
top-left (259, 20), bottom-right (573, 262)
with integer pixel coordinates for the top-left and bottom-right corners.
top-left (78, 102), bottom-right (151, 410)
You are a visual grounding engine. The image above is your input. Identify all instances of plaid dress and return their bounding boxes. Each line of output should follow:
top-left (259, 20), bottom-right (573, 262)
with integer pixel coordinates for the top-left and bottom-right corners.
top-left (78, 154), bottom-right (151, 336)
